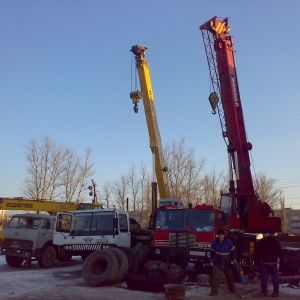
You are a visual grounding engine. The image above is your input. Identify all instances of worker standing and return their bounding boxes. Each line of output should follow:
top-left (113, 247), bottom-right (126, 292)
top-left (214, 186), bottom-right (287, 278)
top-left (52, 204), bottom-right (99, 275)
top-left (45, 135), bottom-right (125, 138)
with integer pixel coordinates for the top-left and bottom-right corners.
top-left (254, 228), bottom-right (284, 297)
top-left (209, 229), bottom-right (237, 296)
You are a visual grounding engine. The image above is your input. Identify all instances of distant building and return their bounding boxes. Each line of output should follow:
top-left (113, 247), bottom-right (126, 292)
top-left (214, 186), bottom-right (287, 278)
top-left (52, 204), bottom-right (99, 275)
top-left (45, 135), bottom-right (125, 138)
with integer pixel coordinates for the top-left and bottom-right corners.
top-left (274, 208), bottom-right (300, 234)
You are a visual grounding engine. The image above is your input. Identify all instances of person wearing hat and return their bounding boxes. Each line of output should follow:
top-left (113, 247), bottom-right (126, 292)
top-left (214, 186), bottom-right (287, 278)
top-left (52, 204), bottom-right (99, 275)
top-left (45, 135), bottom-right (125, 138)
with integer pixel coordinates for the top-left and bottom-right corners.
top-left (209, 229), bottom-right (237, 296)
top-left (254, 228), bottom-right (284, 297)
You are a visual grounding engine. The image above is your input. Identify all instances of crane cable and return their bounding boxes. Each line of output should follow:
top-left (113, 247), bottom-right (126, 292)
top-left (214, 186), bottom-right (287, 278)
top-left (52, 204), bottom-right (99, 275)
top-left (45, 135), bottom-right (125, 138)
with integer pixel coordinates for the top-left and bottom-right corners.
top-left (130, 51), bottom-right (138, 93)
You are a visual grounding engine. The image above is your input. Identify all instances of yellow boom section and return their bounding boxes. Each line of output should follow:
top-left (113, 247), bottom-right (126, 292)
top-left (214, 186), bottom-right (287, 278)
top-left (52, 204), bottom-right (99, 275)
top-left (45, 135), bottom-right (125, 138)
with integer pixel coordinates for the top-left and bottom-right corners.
top-left (0, 197), bottom-right (102, 215)
top-left (130, 45), bottom-right (171, 199)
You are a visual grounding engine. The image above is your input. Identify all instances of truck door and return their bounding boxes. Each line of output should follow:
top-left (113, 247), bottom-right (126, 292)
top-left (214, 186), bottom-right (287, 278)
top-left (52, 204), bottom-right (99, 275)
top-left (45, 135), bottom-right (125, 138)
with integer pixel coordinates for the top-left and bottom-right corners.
top-left (114, 213), bottom-right (130, 247)
top-left (37, 218), bottom-right (54, 250)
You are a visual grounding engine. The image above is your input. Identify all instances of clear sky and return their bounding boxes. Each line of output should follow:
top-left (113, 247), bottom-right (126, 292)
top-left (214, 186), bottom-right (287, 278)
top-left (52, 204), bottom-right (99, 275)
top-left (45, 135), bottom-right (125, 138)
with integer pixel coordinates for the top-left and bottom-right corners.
top-left (0, 1), bottom-right (299, 208)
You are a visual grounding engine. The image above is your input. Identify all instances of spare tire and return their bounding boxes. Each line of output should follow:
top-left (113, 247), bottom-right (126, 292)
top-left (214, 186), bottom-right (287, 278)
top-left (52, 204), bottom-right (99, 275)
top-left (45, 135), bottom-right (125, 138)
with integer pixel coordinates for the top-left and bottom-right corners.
top-left (82, 250), bottom-right (118, 286)
top-left (109, 248), bottom-right (129, 283)
top-left (119, 247), bottom-right (138, 274)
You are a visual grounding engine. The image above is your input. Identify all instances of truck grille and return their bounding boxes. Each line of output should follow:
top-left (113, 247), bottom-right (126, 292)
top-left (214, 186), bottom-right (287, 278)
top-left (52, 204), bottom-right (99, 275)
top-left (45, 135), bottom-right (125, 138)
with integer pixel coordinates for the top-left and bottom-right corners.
top-left (3, 239), bottom-right (33, 250)
top-left (65, 244), bottom-right (111, 251)
top-left (169, 233), bottom-right (196, 247)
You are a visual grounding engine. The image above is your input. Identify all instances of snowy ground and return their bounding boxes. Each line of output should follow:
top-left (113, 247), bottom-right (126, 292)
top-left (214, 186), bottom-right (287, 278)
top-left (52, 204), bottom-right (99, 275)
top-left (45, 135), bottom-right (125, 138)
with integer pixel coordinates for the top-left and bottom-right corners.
top-left (0, 255), bottom-right (299, 300)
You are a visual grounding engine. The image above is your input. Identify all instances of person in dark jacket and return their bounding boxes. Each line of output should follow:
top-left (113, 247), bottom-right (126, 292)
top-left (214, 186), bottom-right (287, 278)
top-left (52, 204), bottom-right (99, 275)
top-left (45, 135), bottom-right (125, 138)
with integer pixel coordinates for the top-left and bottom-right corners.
top-left (254, 228), bottom-right (284, 298)
top-left (209, 229), bottom-right (237, 296)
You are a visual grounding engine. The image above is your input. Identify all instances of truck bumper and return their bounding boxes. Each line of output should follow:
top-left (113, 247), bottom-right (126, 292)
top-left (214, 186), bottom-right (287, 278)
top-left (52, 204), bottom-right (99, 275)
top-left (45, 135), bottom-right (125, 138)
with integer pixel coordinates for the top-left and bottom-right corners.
top-left (0, 248), bottom-right (33, 258)
top-left (149, 246), bottom-right (210, 263)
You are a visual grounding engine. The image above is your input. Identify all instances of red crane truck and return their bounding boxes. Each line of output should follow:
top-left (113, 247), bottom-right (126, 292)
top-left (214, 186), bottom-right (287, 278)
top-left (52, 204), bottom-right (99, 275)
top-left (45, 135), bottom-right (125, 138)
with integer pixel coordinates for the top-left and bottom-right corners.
top-left (149, 17), bottom-right (283, 270)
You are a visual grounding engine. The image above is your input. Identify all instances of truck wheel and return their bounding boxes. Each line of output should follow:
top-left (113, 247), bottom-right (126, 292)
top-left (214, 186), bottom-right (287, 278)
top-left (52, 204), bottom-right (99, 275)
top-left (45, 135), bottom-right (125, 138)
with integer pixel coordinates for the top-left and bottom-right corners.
top-left (56, 252), bottom-right (72, 262)
top-left (5, 255), bottom-right (24, 267)
top-left (108, 248), bottom-right (129, 283)
top-left (119, 247), bottom-right (138, 274)
top-left (82, 250), bottom-right (118, 286)
top-left (38, 245), bottom-right (56, 268)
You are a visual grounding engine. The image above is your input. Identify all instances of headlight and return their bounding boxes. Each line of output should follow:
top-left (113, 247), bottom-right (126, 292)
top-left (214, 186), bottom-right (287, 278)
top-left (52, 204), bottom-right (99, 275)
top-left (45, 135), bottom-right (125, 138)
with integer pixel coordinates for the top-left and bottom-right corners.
top-left (155, 248), bottom-right (161, 255)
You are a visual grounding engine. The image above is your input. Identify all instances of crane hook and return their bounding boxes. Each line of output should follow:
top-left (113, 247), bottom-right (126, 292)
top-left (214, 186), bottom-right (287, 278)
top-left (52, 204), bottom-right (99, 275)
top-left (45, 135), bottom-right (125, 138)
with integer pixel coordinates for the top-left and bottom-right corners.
top-left (209, 92), bottom-right (219, 115)
top-left (133, 103), bottom-right (138, 113)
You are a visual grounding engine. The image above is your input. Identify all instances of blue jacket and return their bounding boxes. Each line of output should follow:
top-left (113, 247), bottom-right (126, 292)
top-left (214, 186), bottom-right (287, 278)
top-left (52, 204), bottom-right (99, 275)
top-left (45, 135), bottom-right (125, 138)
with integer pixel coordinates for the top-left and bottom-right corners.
top-left (210, 237), bottom-right (237, 269)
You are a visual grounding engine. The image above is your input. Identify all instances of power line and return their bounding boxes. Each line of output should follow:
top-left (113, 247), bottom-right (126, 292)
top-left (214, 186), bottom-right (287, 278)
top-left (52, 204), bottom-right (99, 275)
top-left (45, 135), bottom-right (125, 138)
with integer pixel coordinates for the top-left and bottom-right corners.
top-left (276, 184), bottom-right (300, 189)
top-left (276, 176), bottom-right (300, 181)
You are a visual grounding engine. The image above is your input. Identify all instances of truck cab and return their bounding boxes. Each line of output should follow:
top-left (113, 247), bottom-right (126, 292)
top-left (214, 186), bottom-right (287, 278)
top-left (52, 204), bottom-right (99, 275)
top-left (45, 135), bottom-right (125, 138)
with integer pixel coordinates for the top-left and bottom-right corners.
top-left (53, 209), bottom-right (132, 259)
top-left (0, 213), bottom-right (57, 268)
top-left (151, 204), bottom-right (226, 267)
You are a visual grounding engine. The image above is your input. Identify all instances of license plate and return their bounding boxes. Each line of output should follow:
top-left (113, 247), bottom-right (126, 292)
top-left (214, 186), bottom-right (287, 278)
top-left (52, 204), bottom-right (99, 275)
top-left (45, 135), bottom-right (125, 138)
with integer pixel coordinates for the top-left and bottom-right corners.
top-left (96, 239), bottom-right (108, 243)
top-left (189, 250), bottom-right (205, 256)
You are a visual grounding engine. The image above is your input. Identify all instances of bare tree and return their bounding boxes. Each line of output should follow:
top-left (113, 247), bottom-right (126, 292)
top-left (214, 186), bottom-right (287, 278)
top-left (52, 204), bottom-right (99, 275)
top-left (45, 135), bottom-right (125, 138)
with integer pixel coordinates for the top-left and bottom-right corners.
top-left (138, 163), bottom-right (152, 227)
top-left (61, 148), bottom-right (95, 202)
top-left (253, 172), bottom-right (283, 209)
top-left (163, 138), bottom-right (206, 206)
top-left (202, 169), bottom-right (227, 206)
top-left (23, 137), bottom-right (65, 199)
top-left (113, 175), bottom-right (128, 210)
top-left (99, 180), bottom-right (113, 208)
top-left (127, 163), bottom-right (141, 211)
top-left (22, 136), bottom-right (94, 202)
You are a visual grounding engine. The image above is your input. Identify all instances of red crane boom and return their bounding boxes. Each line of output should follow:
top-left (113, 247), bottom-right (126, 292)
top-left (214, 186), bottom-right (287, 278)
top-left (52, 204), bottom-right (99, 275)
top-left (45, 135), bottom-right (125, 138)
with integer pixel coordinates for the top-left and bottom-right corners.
top-left (200, 17), bottom-right (281, 233)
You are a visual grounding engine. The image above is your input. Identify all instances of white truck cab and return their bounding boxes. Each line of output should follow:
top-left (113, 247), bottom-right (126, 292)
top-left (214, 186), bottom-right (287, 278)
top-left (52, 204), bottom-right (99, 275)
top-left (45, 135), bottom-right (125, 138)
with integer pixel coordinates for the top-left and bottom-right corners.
top-left (53, 209), bottom-right (131, 259)
top-left (0, 213), bottom-right (57, 268)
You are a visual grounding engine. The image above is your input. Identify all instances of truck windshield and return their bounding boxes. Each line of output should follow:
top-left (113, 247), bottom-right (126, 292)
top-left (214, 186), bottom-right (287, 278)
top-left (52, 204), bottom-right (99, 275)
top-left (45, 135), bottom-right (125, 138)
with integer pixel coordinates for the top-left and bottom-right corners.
top-left (155, 209), bottom-right (214, 232)
top-left (8, 216), bottom-right (42, 229)
top-left (186, 210), bottom-right (214, 232)
top-left (155, 210), bottom-right (185, 231)
top-left (70, 212), bottom-right (115, 236)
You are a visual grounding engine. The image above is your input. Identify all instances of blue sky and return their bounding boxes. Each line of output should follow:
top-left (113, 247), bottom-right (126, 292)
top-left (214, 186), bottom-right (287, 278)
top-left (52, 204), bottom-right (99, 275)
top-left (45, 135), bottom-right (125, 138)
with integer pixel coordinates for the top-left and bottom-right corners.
top-left (0, 1), bottom-right (299, 208)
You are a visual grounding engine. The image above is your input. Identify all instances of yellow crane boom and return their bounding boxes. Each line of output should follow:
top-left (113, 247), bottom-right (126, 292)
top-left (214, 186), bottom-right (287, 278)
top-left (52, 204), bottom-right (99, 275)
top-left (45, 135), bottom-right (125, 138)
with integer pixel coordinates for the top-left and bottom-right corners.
top-left (130, 45), bottom-right (171, 200)
top-left (0, 197), bottom-right (102, 215)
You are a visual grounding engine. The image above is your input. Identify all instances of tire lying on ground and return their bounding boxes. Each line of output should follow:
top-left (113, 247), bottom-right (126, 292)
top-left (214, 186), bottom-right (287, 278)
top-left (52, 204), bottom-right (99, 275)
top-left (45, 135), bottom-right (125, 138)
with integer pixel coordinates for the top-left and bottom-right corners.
top-left (82, 250), bottom-right (119, 286)
top-left (133, 242), bottom-right (149, 270)
top-left (119, 247), bottom-right (138, 274)
top-left (108, 247), bottom-right (129, 283)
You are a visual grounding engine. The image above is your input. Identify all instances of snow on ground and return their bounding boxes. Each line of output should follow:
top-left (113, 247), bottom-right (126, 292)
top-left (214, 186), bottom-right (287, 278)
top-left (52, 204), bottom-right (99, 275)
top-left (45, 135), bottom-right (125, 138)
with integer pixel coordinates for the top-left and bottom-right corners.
top-left (0, 255), bottom-right (299, 300)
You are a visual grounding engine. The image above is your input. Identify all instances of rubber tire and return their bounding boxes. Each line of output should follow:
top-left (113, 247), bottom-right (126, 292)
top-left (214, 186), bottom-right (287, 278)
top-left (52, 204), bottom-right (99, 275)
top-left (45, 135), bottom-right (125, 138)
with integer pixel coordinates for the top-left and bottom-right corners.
top-left (119, 247), bottom-right (138, 274)
top-left (82, 250), bottom-right (119, 286)
top-left (109, 248), bottom-right (129, 283)
top-left (133, 242), bottom-right (149, 270)
top-left (5, 255), bottom-right (24, 267)
top-left (37, 245), bottom-right (56, 268)
top-left (56, 252), bottom-right (73, 262)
